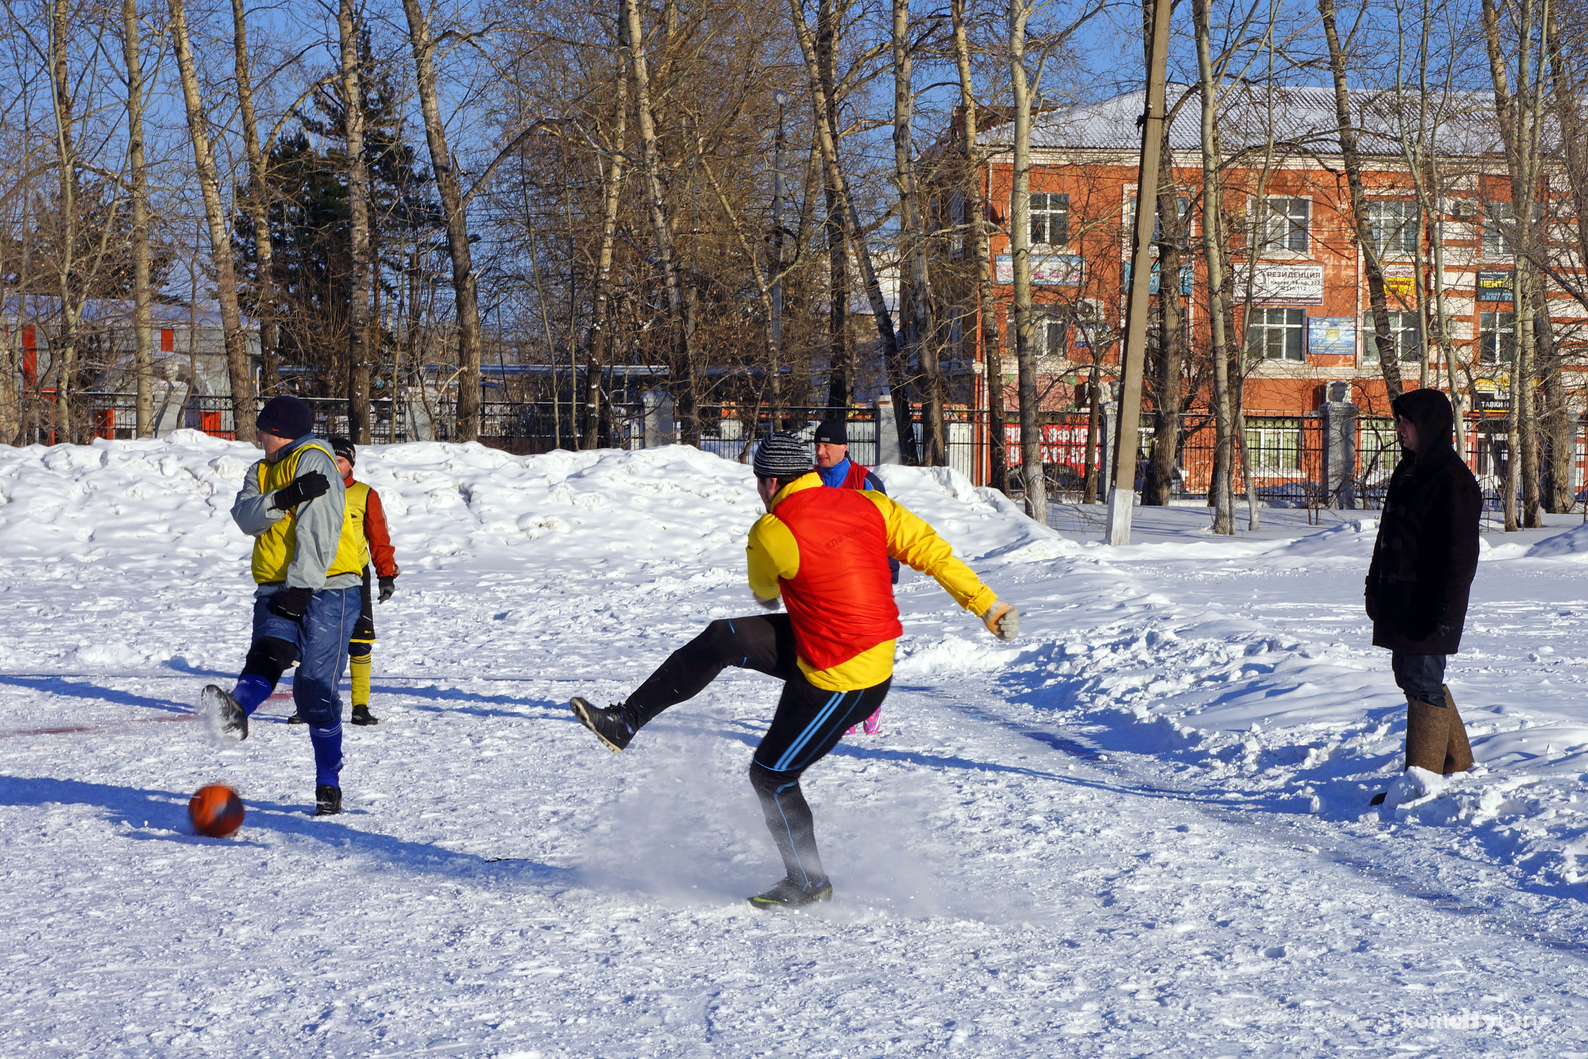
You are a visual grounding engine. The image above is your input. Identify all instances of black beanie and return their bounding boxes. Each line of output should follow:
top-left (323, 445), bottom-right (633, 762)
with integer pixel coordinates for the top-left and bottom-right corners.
top-left (330, 436), bottom-right (356, 466)
top-left (814, 418), bottom-right (848, 446)
top-left (256, 395), bottom-right (313, 440)
top-left (753, 431), bottom-right (813, 479)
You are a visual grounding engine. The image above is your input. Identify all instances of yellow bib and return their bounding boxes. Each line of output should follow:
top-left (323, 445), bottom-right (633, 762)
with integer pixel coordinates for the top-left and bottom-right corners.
top-left (250, 442), bottom-right (365, 584)
top-left (336, 480), bottom-right (373, 574)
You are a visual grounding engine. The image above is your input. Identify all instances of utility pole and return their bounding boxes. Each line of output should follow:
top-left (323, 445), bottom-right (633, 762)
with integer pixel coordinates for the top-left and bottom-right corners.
top-left (1106, 0), bottom-right (1172, 545)
top-left (772, 88), bottom-right (787, 431)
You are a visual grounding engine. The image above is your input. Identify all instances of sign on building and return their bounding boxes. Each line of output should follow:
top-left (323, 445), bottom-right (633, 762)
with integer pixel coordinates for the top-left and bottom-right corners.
top-left (1230, 263), bottom-right (1325, 304)
top-left (1476, 270), bottom-right (1514, 302)
top-left (1308, 317), bottom-right (1356, 356)
top-left (995, 254), bottom-right (1085, 286)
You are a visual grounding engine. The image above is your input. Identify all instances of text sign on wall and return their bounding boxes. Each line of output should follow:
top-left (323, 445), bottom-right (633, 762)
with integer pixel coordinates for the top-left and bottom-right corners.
top-left (995, 254), bottom-right (1085, 286)
top-left (1123, 260), bottom-right (1194, 296)
top-left (1309, 317), bottom-right (1356, 357)
top-left (1230, 262), bottom-right (1325, 304)
top-left (1004, 423), bottom-right (1101, 468)
top-left (1477, 270), bottom-right (1514, 302)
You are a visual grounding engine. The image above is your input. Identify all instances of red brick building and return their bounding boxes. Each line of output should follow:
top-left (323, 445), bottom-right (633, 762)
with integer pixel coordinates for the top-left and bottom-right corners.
top-left (938, 86), bottom-right (1587, 496)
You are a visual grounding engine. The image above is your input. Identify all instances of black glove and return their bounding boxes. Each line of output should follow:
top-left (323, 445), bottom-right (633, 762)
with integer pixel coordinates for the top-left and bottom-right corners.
top-left (1364, 594), bottom-right (1378, 622)
top-left (272, 470), bottom-right (330, 511)
top-left (378, 576), bottom-right (396, 603)
top-left (269, 586), bottom-right (312, 620)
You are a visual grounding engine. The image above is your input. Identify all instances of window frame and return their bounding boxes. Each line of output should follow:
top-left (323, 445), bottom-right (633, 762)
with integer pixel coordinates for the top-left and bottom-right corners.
top-left (1478, 310), bottom-right (1516, 364)
top-left (1361, 309), bottom-right (1423, 364)
top-left (1245, 306), bottom-right (1308, 362)
top-left (1252, 196), bottom-right (1311, 257)
top-left (1366, 199), bottom-right (1419, 257)
top-left (1028, 192), bottom-right (1071, 248)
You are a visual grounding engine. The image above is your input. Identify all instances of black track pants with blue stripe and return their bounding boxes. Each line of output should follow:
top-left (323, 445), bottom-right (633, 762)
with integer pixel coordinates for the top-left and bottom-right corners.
top-left (622, 614), bottom-right (891, 886)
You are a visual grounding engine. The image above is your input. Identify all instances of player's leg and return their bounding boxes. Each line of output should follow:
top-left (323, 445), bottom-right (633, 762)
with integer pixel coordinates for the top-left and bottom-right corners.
top-left (294, 586), bottom-right (361, 814)
top-left (570, 614), bottom-right (798, 751)
top-left (201, 592), bottom-right (300, 741)
top-left (746, 675), bottom-right (891, 909)
top-left (349, 574), bottom-right (378, 725)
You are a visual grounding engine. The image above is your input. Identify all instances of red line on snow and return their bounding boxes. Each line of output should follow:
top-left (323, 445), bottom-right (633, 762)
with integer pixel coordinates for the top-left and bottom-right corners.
top-left (0, 717), bottom-right (195, 739)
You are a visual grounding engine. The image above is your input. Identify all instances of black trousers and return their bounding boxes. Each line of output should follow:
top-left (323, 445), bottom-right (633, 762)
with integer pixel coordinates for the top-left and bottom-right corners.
top-left (625, 614), bottom-right (890, 886)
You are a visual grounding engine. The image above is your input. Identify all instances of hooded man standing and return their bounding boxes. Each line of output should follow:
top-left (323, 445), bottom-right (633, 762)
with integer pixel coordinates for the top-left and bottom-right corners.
top-left (199, 395), bottom-right (364, 816)
top-left (1365, 387), bottom-right (1481, 805)
top-left (568, 432), bottom-right (1019, 909)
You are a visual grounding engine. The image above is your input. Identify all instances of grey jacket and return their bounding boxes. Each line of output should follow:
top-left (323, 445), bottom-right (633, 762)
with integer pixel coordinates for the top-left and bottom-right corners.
top-left (231, 436), bottom-right (362, 592)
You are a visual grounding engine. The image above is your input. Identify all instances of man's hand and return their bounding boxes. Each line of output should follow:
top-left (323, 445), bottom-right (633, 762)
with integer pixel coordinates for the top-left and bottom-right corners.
top-left (272, 470), bottom-right (330, 512)
top-left (1364, 594), bottom-right (1378, 622)
top-left (981, 600), bottom-right (1019, 641)
top-left (378, 576), bottom-right (396, 603)
top-left (269, 586), bottom-right (312, 621)
top-left (755, 593), bottom-right (781, 611)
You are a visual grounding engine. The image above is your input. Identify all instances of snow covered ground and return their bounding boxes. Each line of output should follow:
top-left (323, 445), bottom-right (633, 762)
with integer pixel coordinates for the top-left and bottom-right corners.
top-left (3, 431), bottom-right (1588, 1056)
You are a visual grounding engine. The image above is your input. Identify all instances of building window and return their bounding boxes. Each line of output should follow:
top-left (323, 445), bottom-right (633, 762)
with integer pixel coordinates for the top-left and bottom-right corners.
top-left (1479, 310), bottom-right (1515, 363)
top-left (1244, 417), bottom-right (1303, 472)
top-left (1361, 310), bottom-right (1422, 363)
top-left (1482, 201), bottom-right (1514, 258)
top-left (1034, 313), bottom-right (1067, 357)
top-left (1366, 200), bottom-right (1419, 256)
top-left (948, 192), bottom-right (965, 257)
top-left (1245, 307), bottom-right (1306, 361)
top-left (1029, 192), bottom-right (1070, 247)
top-left (1253, 196), bottom-right (1309, 256)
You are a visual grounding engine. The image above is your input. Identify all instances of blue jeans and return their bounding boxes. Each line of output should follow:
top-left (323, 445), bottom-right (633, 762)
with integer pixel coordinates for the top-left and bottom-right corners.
top-left (251, 586), bottom-right (362, 725)
top-left (1391, 651), bottom-right (1447, 705)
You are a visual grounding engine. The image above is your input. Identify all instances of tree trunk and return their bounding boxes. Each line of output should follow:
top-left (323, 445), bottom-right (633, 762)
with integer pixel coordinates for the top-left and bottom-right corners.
top-left (123, 0), bottom-right (154, 436)
top-left (1319, 0), bottom-right (1405, 400)
top-left (400, 0), bottom-right (484, 443)
top-left (622, 0), bottom-right (697, 446)
top-left (952, 0), bottom-right (1007, 492)
top-left (1008, 0), bottom-right (1047, 522)
top-left (818, 0), bottom-right (849, 410)
top-left (232, 0), bottom-right (281, 401)
top-left (788, 0), bottom-right (915, 461)
top-left (1481, 0), bottom-right (1549, 530)
top-left (1194, 0), bottom-right (1234, 534)
top-left (168, 0), bottom-right (257, 440)
top-left (893, 0), bottom-right (943, 465)
top-left (49, 0), bottom-right (80, 444)
top-left (1146, 102), bottom-right (1185, 506)
top-left (583, 54), bottom-right (628, 450)
top-left (340, 0), bottom-right (372, 444)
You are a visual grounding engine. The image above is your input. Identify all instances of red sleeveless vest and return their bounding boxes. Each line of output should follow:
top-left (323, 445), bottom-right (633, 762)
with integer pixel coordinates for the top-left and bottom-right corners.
top-left (839, 460), bottom-right (871, 490)
top-left (774, 486), bottom-right (901, 671)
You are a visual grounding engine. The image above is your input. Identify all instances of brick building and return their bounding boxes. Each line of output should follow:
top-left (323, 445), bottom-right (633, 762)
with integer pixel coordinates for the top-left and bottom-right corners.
top-left (938, 85), bottom-right (1587, 497)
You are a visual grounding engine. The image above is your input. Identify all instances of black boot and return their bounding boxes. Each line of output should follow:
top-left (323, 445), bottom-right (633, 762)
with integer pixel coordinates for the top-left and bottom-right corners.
top-left (748, 875), bottom-right (833, 911)
top-left (569, 697), bottom-right (635, 752)
top-left (315, 785), bottom-right (342, 816)
top-left (350, 705), bottom-right (378, 726)
top-left (201, 685), bottom-right (248, 742)
top-left (287, 712), bottom-right (307, 725)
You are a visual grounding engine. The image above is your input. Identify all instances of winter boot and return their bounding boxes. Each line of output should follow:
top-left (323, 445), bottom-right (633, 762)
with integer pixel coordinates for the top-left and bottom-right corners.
top-left (200, 684), bottom-right (248, 742)
top-left (1441, 685), bottom-right (1474, 774)
top-left (1404, 696), bottom-right (1451, 773)
top-left (315, 784), bottom-right (342, 816)
top-left (287, 712), bottom-right (307, 725)
top-left (748, 875), bottom-right (833, 911)
top-left (350, 705), bottom-right (378, 726)
top-left (569, 697), bottom-right (635, 752)
top-left (1371, 696), bottom-right (1451, 805)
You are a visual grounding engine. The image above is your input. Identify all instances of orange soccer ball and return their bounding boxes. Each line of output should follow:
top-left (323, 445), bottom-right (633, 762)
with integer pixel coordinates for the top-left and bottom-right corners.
top-left (189, 784), bottom-right (245, 838)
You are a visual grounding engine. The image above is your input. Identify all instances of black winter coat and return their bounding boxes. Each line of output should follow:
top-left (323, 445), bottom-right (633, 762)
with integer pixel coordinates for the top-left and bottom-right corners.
top-left (1365, 443), bottom-right (1481, 654)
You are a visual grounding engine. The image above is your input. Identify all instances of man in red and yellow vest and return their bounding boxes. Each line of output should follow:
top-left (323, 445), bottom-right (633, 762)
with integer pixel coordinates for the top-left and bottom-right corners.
top-left (199, 395), bottom-right (364, 817)
top-left (287, 437), bottom-right (399, 728)
top-left (569, 432), bottom-right (1019, 909)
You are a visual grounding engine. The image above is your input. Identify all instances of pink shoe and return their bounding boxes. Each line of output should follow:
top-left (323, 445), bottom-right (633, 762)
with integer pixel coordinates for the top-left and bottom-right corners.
top-left (861, 708), bottom-right (882, 735)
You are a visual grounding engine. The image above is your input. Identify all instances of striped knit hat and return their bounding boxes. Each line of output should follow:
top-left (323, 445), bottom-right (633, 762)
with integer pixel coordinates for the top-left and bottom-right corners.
top-left (752, 431), bottom-right (812, 479)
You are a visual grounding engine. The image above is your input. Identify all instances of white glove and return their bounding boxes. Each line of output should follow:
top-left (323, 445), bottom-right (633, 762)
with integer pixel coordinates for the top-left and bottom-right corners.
top-left (981, 600), bottom-right (1019, 641)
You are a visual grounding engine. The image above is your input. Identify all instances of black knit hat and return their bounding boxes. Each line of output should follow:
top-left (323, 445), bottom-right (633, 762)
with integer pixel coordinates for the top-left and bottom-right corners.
top-left (329, 436), bottom-right (356, 466)
top-left (256, 395), bottom-right (313, 440)
top-left (814, 418), bottom-right (848, 446)
top-left (752, 431), bottom-right (812, 479)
